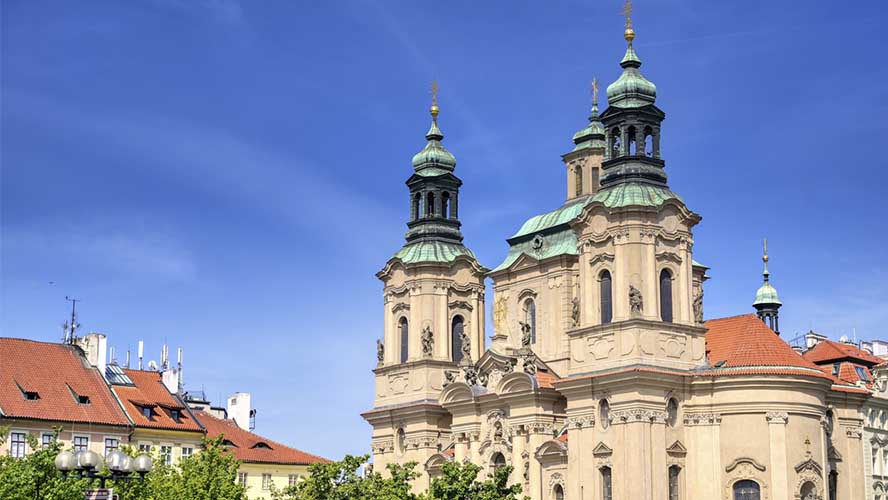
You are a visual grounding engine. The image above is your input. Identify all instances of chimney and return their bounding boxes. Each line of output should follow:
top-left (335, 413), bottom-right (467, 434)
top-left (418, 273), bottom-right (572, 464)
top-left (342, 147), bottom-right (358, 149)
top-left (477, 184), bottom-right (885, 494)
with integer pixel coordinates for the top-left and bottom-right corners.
top-left (227, 393), bottom-right (253, 431)
top-left (138, 341), bottom-right (144, 370)
top-left (161, 347), bottom-right (183, 395)
top-left (125, 350), bottom-right (131, 368)
top-left (76, 333), bottom-right (108, 375)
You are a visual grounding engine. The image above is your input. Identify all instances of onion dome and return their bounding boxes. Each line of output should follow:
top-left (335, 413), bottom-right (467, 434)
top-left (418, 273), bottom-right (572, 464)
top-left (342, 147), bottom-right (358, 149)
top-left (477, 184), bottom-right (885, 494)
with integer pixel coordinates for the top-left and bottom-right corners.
top-left (606, 13), bottom-right (657, 108)
top-left (411, 102), bottom-right (456, 176)
top-left (753, 256), bottom-right (782, 306)
top-left (571, 97), bottom-right (606, 152)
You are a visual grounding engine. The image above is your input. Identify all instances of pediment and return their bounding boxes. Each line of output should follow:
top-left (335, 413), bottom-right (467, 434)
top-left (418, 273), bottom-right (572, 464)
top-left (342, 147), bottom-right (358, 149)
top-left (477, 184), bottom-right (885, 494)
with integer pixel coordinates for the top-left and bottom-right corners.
top-left (509, 254), bottom-right (541, 272)
top-left (666, 440), bottom-right (687, 456)
top-left (535, 439), bottom-right (568, 460)
top-left (592, 442), bottom-right (613, 457)
top-left (439, 382), bottom-right (475, 405)
top-left (794, 458), bottom-right (823, 476)
top-left (725, 457), bottom-right (766, 473)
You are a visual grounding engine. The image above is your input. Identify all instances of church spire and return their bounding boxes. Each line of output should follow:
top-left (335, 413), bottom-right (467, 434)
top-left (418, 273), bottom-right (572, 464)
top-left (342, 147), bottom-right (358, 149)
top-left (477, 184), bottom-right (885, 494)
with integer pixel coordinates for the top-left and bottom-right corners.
top-left (753, 238), bottom-right (782, 334)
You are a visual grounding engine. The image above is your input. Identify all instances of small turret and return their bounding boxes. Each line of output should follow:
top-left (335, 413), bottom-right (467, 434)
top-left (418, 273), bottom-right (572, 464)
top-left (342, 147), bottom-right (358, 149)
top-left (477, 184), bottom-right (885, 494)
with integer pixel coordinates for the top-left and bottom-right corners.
top-left (753, 239), bottom-right (782, 334)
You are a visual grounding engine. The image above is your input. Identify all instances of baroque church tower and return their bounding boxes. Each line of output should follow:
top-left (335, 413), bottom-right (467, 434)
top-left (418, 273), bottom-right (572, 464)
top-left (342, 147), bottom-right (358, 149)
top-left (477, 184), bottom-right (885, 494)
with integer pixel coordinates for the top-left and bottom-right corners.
top-left (363, 88), bottom-right (487, 487)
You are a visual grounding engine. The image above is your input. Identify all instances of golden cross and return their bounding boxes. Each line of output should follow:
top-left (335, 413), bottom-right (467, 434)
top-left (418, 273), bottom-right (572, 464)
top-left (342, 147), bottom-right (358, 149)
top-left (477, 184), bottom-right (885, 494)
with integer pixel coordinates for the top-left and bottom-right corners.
top-left (804, 437), bottom-right (811, 455)
top-left (430, 80), bottom-right (439, 107)
top-left (592, 78), bottom-right (599, 106)
top-left (623, 0), bottom-right (633, 29)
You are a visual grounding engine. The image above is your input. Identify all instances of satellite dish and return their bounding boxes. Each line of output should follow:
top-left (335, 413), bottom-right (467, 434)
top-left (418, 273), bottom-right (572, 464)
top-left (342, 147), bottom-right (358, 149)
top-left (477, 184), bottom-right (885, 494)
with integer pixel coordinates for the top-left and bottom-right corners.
top-left (148, 360), bottom-right (159, 371)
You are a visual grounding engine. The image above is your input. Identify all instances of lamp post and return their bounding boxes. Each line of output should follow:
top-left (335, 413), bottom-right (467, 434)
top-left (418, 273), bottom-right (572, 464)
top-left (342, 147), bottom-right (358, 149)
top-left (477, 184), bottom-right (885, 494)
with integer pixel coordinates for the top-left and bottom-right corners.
top-left (55, 449), bottom-right (153, 488)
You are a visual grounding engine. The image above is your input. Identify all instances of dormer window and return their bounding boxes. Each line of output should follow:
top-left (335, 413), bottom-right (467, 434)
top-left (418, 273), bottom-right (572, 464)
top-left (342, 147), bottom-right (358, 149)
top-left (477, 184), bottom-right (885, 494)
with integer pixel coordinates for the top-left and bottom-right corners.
top-left (24, 391), bottom-right (40, 400)
top-left (832, 363), bottom-right (841, 376)
top-left (222, 439), bottom-right (237, 448)
top-left (252, 442), bottom-right (272, 450)
top-left (78, 395), bottom-right (90, 404)
top-left (170, 409), bottom-right (181, 422)
top-left (142, 406), bottom-right (154, 419)
top-left (856, 366), bottom-right (870, 382)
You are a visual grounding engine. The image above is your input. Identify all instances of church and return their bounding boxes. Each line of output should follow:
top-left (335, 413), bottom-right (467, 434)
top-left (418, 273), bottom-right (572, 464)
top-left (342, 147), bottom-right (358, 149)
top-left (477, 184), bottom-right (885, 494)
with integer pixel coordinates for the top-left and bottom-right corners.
top-left (361, 6), bottom-right (888, 500)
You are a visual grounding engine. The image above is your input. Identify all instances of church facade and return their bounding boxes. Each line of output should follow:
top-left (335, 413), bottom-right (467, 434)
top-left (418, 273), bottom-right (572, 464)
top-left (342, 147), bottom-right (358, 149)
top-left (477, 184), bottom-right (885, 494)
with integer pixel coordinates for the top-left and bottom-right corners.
top-left (362, 13), bottom-right (885, 500)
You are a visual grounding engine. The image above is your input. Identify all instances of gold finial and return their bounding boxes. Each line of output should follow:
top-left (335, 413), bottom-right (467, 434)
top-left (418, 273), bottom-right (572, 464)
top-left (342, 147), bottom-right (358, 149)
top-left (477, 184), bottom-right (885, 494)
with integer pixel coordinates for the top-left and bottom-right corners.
top-left (592, 78), bottom-right (599, 106)
top-left (430, 79), bottom-right (440, 119)
top-left (623, 0), bottom-right (635, 43)
top-left (762, 238), bottom-right (769, 263)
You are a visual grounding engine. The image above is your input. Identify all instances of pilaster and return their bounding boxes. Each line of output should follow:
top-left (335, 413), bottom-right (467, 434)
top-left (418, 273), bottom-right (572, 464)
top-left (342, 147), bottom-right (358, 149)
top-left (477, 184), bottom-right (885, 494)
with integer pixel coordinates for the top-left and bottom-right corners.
top-left (766, 411), bottom-right (789, 500)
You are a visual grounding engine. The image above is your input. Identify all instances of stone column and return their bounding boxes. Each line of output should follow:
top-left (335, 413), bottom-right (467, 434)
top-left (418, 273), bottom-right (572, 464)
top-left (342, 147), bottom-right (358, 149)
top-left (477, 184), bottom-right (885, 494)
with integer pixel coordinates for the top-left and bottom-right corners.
top-left (527, 424), bottom-right (551, 500)
top-left (651, 413), bottom-right (668, 500)
top-left (579, 249), bottom-right (590, 328)
top-left (470, 432), bottom-right (481, 464)
top-left (438, 285), bottom-right (449, 360)
top-left (511, 426), bottom-right (527, 487)
top-left (454, 433), bottom-right (468, 463)
top-left (636, 128), bottom-right (645, 156)
top-left (621, 127), bottom-right (629, 157)
top-left (613, 236), bottom-right (628, 320)
top-left (452, 193), bottom-right (458, 220)
top-left (766, 412), bottom-right (789, 500)
top-left (642, 234), bottom-right (657, 320)
top-left (653, 128), bottom-right (661, 158)
top-left (384, 294), bottom-right (393, 364)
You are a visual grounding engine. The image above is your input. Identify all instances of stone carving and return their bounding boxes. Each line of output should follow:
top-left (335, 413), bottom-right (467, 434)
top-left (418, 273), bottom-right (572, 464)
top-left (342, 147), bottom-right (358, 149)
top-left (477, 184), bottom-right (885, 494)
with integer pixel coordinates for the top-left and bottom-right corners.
top-left (629, 285), bottom-right (644, 315)
top-left (567, 414), bottom-right (596, 429)
top-left (460, 329), bottom-right (471, 360)
top-left (683, 412), bottom-right (722, 426)
top-left (571, 296), bottom-right (580, 327)
top-left (520, 352), bottom-right (537, 375)
top-left (522, 452), bottom-right (530, 481)
top-left (443, 370), bottom-right (458, 386)
top-left (463, 364), bottom-right (487, 387)
top-left (493, 294), bottom-right (508, 335)
top-left (765, 411), bottom-right (789, 424)
top-left (376, 339), bottom-right (385, 364)
top-left (609, 409), bottom-right (668, 424)
top-left (421, 326), bottom-right (434, 357)
top-left (519, 321), bottom-right (532, 347)
top-left (693, 289), bottom-right (704, 324)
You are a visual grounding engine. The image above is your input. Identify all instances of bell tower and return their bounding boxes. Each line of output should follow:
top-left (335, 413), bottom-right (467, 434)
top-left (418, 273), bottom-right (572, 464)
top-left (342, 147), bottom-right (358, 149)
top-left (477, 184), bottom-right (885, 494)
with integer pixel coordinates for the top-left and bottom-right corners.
top-left (753, 239), bottom-right (782, 333)
top-left (568, 2), bottom-right (707, 374)
top-left (363, 84), bottom-right (487, 488)
top-left (561, 78), bottom-right (606, 200)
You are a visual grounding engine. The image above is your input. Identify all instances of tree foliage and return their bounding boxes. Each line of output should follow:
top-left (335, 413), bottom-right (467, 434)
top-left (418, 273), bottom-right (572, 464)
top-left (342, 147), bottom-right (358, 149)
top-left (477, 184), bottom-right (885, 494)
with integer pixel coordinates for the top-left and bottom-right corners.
top-left (426, 461), bottom-right (525, 500)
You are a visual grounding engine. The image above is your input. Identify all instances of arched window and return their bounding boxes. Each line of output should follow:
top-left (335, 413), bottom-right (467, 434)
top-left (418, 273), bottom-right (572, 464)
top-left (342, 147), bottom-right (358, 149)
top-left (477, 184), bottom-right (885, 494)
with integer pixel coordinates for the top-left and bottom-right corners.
top-left (600, 270), bottom-right (613, 324)
top-left (660, 269), bottom-right (673, 323)
top-left (627, 125), bottom-right (637, 155)
top-left (610, 127), bottom-right (621, 157)
top-left (426, 192), bottom-right (436, 217)
top-left (399, 317), bottom-right (409, 363)
top-left (666, 398), bottom-right (679, 427)
top-left (451, 315), bottom-right (464, 363)
top-left (523, 299), bottom-right (536, 345)
top-left (644, 126), bottom-right (654, 157)
top-left (591, 167), bottom-right (600, 191)
top-left (442, 192), bottom-right (451, 219)
top-left (553, 484), bottom-right (564, 500)
top-left (491, 452), bottom-right (506, 474)
top-left (668, 465), bottom-right (681, 500)
top-left (800, 482), bottom-right (817, 500)
top-left (599, 399), bottom-right (611, 429)
top-left (396, 427), bottom-right (406, 456)
top-left (733, 480), bottom-right (761, 500)
top-left (412, 193), bottom-right (422, 221)
top-left (575, 166), bottom-right (583, 197)
top-left (600, 466), bottom-right (613, 500)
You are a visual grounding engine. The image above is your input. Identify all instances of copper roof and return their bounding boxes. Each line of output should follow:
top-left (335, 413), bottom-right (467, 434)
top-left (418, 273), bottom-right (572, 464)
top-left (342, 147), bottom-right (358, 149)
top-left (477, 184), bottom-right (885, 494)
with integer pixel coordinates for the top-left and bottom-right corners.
top-left (0, 338), bottom-right (130, 426)
top-left (194, 410), bottom-right (330, 466)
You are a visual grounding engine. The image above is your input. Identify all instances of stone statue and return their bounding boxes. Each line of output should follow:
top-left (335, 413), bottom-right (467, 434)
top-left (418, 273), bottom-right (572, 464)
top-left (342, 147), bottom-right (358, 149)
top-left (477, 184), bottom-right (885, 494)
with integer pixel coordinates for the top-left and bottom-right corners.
top-left (629, 285), bottom-right (644, 315)
top-left (460, 329), bottom-right (471, 360)
top-left (376, 339), bottom-right (384, 363)
top-left (493, 294), bottom-right (508, 335)
top-left (519, 321), bottom-right (532, 347)
top-left (571, 296), bottom-right (580, 327)
top-left (421, 326), bottom-right (434, 357)
top-left (693, 289), bottom-right (704, 324)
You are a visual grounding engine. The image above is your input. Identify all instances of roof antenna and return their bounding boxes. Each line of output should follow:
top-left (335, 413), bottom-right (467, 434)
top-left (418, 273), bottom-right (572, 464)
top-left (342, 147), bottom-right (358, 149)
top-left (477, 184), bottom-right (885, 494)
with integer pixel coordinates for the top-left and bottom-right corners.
top-left (138, 341), bottom-right (144, 370)
top-left (62, 296), bottom-right (81, 344)
top-left (125, 349), bottom-right (131, 369)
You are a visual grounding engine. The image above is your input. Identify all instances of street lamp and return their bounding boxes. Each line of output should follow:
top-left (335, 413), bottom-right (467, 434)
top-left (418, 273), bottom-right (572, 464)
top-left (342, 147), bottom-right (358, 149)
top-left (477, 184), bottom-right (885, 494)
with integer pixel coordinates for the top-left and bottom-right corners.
top-left (55, 449), bottom-right (153, 487)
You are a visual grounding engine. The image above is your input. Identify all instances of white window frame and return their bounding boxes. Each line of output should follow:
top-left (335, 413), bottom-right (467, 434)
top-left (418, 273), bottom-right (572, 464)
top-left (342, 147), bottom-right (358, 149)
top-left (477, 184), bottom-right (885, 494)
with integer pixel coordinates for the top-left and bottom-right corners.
top-left (73, 435), bottom-right (90, 452)
top-left (9, 430), bottom-right (28, 458)
top-left (160, 444), bottom-right (173, 466)
top-left (238, 472), bottom-right (248, 487)
top-left (180, 446), bottom-right (193, 461)
top-left (41, 432), bottom-right (55, 448)
top-left (288, 474), bottom-right (300, 486)
top-left (104, 437), bottom-right (120, 457)
top-left (262, 473), bottom-right (273, 490)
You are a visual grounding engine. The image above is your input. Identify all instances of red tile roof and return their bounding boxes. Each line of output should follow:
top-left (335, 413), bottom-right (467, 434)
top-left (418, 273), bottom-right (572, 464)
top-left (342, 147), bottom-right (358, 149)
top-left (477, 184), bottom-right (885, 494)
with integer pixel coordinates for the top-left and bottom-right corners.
top-left (195, 410), bottom-right (330, 466)
top-left (535, 371), bottom-right (558, 389)
top-left (703, 315), bottom-right (829, 379)
top-left (112, 369), bottom-right (203, 432)
top-left (803, 339), bottom-right (885, 366)
top-left (0, 338), bottom-right (130, 426)
top-left (556, 432), bottom-right (569, 443)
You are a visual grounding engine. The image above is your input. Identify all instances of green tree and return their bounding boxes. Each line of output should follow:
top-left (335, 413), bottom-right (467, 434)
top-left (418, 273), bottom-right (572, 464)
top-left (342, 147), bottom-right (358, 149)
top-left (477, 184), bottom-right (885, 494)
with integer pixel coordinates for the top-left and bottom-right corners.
top-left (425, 461), bottom-right (526, 500)
top-left (0, 427), bottom-right (94, 500)
top-left (272, 454), bottom-right (418, 500)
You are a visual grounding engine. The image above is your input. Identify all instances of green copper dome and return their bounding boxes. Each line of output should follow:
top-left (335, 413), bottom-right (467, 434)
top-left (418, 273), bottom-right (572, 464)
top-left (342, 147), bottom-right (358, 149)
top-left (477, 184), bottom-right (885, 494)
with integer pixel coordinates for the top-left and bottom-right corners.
top-left (571, 103), bottom-right (606, 152)
top-left (606, 44), bottom-right (657, 108)
top-left (412, 120), bottom-right (456, 176)
top-left (754, 281), bottom-right (782, 306)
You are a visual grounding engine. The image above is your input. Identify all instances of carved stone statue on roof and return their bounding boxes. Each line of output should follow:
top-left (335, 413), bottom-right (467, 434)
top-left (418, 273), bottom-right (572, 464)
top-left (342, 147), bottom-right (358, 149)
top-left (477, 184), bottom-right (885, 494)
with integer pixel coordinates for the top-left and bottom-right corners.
top-left (421, 326), bottom-right (434, 357)
top-left (629, 285), bottom-right (644, 315)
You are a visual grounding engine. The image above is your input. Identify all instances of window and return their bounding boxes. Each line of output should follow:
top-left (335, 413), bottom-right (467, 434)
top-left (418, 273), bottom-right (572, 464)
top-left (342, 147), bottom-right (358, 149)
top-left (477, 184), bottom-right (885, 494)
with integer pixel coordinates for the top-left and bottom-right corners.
top-left (426, 192), bottom-right (436, 217)
top-left (554, 484), bottom-right (564, 500)
top-left (666, 398), bottom-right (679, 427)
top-left (873, 447), bottom-right (879, 475)
top-left (399, 317), bottom-right (409, 363)
top-left (523, 299), bottom-right (536, 345)
top-left (832, 363), bottom-right (841, 376)
top-left (142, 406), bottom-right (154, 419)
top-left (238, 472), bottom-right (248, 487)
top-left (262, 473), bottom-right (273, 490)
top-left (599, 399), bottom-right (611, 429)
top-left (104, 438), bottom-right (119, 457)
top-left (396, 428), bottom-right (406, 456)
top-left (733, 480), bottom-right (761, 500)
top-left (857, 366), bottom-right (871, 382)
top-left (800, 482), bottom-right (816, 500)
top-left (575, 166), bottom-right (583, 196)
top-left (181, 447), bottom-right (193, 461)
top-left (412, 193), bottom-right (422, 221)
top-left (668, 465), bottom-right (681, 500)
top-left (452, 315), bottom-right (465, 363)
top-left (600, 466), bottom-right (613, 500)
top-left (627, 125), bottom-right (637, 155)
top-left (442, 192), bottom-right (451, 218)
top-left (73, 436), bottom-right (89, 452)
top-left (600, 270), bottom-right (613, 324)
top-left (41, 433), bottom-right (55, 448)
top-left (22, 390), bottom-right (39, 400)
top-left (491, 452), bottom-right (507, 473)
top-left (160, 445), bottom-right (173, 466)
top-left (170, 409), bottom-right (181, 422)
top-left (289, 474), bottom-right (300, 487)
top-left (660, 269), bottom-right (673, 323)
top-left (9, 432), bottom-right (26, 458)
top-left (139, 443), bottom-right (152, 453)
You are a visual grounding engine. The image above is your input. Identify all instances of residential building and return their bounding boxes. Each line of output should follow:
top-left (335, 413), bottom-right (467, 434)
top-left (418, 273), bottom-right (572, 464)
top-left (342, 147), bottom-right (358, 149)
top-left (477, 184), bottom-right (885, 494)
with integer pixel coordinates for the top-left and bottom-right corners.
top-left (195, 410), bottom-right (330, 499)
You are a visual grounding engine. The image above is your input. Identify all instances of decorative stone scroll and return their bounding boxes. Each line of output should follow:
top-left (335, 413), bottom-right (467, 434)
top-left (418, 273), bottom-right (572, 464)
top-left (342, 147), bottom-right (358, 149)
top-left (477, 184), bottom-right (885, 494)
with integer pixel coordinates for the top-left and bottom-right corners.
top-left (609, 409), bottom-right (668, 425)
top-left (766, 412), bottom-right (789, 425)
top-left (683, 412), bottom-right (722, 426)
top-left (567, 414), bottom-right (596, 429)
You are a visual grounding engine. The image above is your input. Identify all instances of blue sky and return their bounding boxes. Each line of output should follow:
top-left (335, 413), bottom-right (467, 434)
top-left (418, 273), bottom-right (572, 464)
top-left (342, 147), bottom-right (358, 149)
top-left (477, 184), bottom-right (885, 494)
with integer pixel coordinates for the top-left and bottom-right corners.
top-left (2, 0), bottom-right (887, 461)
